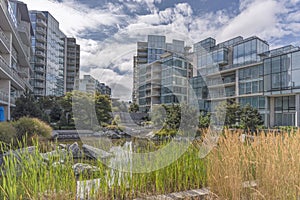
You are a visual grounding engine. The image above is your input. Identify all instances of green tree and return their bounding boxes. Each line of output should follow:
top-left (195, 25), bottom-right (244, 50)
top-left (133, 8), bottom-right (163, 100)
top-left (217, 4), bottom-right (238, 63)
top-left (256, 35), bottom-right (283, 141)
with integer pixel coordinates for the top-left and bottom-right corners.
top-left (12, 93), bottom-right (42, 120)
top-left (128, 103), bottom-right (139, 113)
top-left (215, 101), bottom-right (241, 127)
top-left (95, 93), bottom-right (112, 125)
top-left (240, 104), bottom-right (264, 132)
top-left (199, 112), bottom-right (210, 128)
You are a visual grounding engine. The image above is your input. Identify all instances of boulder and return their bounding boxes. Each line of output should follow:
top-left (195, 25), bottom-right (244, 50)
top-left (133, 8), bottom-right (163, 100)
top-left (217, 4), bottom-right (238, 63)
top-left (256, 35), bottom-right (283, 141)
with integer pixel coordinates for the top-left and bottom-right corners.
top-left (72, 163), bottom-right (99, 176)
top-left (40, 149), bottom-right (67, 163)
top-left (68, 142), bottom-right (82, 158)
top-left (82, 144), bottom-right (113, 160)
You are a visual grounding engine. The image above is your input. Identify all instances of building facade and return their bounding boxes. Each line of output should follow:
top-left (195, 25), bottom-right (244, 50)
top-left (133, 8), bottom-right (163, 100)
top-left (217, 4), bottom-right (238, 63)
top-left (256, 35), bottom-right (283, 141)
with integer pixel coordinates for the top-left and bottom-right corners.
top-left (65, 37), bottom-right (80, 93)
top-left (192, 36), bottom-right (300, 127)
top-left (134, 35), bottom-right (192, 112)
top-left (134, 35), bottom-right (300, 127)
top-left (30, 11), bottom-right (80, 97)
top-left (0, 0), bottom-right (33, 120)
top-left (75, 74), bottom-right (111, 96)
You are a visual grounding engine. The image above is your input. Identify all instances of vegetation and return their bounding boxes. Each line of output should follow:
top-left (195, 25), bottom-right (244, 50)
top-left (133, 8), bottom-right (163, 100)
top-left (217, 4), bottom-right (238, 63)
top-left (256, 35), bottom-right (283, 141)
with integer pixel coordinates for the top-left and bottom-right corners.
top-left (12, 93), bottom-right (42, 120)
top-left (207, 129), bottom-right (300, 199)
top-left (0, 122), bottom-right (16, 145)
top-left (0, 117), bottom-right (52, 147)
top-left (0, 139), bottom-right (206, 199)
top-left (13, 117), bottom-right (52, 140)
top-left (128, 103), bottom-right (139, 113)
top-left (11, 92), bottom-right (113, 130)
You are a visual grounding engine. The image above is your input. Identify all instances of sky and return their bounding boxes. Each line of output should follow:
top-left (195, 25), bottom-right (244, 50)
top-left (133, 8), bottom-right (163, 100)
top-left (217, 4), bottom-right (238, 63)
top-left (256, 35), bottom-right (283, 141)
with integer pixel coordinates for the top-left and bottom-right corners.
top-left (22, 0), bottom-right (300, 100)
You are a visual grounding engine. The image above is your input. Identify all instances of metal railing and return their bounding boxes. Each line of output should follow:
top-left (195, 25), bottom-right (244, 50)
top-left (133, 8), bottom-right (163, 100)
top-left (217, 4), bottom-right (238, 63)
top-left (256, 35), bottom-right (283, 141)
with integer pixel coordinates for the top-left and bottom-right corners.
top-left (0, 55), bottom-right (26, 89)
top-left (0, 90), bottom-right (9, 103)
top-left (0, 26), bottom-right (10, 50)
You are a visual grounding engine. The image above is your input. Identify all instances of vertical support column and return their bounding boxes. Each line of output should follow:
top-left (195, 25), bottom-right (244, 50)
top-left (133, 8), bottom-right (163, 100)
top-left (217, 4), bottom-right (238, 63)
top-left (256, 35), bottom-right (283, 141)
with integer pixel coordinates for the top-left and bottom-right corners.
top-left (235, 69), bottom-right (239, 103)
top-left (295, 94), bottom-right (300, 127)
top-left (7, 80), bottom-right (11, 120)
top-left (269, 97), bottom-right (275, 127)
top-left (264, 97), bottom-right (269, 127)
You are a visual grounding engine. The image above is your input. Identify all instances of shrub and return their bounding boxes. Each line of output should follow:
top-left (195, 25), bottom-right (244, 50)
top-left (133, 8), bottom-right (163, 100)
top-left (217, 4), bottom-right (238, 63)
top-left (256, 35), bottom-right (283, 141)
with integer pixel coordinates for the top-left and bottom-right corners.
top-left (0, 122), bottom-right (17, 144)
top-left (13, 117), bottom-right (52, 140)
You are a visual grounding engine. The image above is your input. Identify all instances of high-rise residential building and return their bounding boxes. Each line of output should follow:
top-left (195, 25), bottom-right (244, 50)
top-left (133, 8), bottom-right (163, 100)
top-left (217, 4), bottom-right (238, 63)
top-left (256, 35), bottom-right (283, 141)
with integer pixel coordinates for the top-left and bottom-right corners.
top-left (191, 36), bottom-right (300, 127)
top-left (134, 34), bottom-right (300, 127)
top-left (134, 35), bottom-right (192, 112)
top-left (30, 11), bottom-right (80, 97)
top-left (65, 37), bottom-right (80, 93)
top-left (75, 74), bottom-right (111, 96)
top-left (0, 0), bottom-right (33, 120)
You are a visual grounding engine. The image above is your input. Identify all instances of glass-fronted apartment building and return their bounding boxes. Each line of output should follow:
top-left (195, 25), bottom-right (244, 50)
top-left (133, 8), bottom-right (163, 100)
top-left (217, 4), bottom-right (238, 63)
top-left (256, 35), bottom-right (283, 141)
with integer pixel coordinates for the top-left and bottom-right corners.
top-left (134, 35), bottom-right (300, 127)
top-left (75, 74), bottom-right (111, 96)
top-left (0, 0), bottom-right (33, 120)
top-left (134, 35), bottom-right (192, 112)
top-left (192, 36), bottom-right (300, 127)
top-left (30, 11), bottom-right (80, 97)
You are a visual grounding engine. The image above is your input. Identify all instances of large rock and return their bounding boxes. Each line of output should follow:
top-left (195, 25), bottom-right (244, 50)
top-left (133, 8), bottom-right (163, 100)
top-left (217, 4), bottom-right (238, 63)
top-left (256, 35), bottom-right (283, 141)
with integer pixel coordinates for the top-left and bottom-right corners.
top-left (72, 163), bottom-right (99, 176)
top-left (82, 144), bottom-right (113, 160)
top-left (40, 149), bottom-right (67, 163)
top-left (68, 142), bottom-right (82, 158)
top-left (1, 146), bottom-right (37, 165)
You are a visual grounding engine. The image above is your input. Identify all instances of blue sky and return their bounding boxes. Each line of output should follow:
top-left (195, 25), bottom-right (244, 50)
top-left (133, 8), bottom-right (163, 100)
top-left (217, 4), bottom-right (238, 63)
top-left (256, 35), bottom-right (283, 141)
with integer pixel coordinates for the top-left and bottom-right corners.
top-left (23, 0), bottom-right (300, 100)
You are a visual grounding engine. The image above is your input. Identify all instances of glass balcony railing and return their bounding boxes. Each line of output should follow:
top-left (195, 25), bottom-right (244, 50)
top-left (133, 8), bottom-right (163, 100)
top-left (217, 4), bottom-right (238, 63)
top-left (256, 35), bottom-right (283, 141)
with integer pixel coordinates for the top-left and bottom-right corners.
top-left (0, 27), bottom-right (10, 50)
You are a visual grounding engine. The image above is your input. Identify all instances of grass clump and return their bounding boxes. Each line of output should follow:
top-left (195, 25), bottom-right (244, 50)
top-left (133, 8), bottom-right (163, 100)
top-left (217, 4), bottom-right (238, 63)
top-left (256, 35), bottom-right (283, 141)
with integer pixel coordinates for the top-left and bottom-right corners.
top-left (207, 129), bottom-right (300, 199)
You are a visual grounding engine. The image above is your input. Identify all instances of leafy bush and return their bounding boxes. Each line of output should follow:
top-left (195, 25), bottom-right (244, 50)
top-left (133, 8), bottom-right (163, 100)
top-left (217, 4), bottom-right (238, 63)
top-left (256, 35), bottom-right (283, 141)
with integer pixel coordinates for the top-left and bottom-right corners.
top-left (13, 117), bottom-right (52, 140)
top-left (0, 122), bottom-right (17, 144)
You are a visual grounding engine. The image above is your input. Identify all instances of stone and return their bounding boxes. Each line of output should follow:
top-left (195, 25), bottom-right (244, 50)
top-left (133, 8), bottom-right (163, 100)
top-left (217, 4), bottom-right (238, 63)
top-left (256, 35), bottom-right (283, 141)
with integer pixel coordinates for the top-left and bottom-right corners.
top-left (40, 149), bottom-right (67, 163)
top-left (68, 142), bottom-right (82, 158)
top-left (72, 163), bottom-right (99, 176)
top-left (82, 144), bottom-right (113, 160)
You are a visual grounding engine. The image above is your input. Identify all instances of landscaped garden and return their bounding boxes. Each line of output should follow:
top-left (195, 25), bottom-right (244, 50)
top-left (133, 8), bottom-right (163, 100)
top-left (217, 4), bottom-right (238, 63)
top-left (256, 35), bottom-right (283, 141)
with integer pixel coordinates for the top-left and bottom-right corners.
top-left (1, 127), bottom-right (300, 199)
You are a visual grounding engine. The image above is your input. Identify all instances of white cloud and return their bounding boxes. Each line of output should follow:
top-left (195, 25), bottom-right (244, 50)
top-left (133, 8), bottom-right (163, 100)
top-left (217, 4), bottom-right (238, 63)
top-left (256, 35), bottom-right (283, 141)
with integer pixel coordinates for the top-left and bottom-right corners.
top-left (22, 0), bottom-right (123, 37)
top-left (22, 0), bottom-right (300, 100)
top-left (217, 0), bottom-right (286, 42)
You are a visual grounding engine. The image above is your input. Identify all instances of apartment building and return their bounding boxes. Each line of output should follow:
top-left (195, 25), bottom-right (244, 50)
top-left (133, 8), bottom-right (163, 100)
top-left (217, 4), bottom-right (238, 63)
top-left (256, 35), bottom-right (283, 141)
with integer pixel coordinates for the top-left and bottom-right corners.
top-left (30, 11), bottom-right (80, 97)
top-left (75, 74), bottom-right (111, 96)
top-left (192, 36), bottom-right (300, 127)
top-left (134, 34), bottom-right (300, 127)
top-left (0, 0), bottom-right (33, 121)
top-left (134, 35), bottom-right (192, 112)
top-left (65, 37), bottom-right (80, 93)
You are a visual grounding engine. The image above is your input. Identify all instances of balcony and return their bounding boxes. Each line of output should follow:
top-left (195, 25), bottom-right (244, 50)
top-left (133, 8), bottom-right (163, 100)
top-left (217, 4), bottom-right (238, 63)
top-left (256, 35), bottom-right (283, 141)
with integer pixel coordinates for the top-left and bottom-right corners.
top-left (17, 21), bottom-right (31, 46)
top-left (0, 56), bottom-right (26, 89)
top-left (35, 59), bottom-right (45, 65)
top-left (0, 90), bottom-right (9, 103)
top-left (36, 27), bottom-right (46, 35)
top-left (35, 75), bottom-right (45, 80)
top-left (34, 82), bottom-right (44, 88)
top-left (35, 35), bottom-right (46, 43)
top-left (35, 51), bottom-right (46, 58)
top-left (10, 96), bottom-right (15, 105)
top-left (36, 19), bottom-right (47, 27)
top-left (36, 43), bottom-right (46, 50)
top-left (34, 67), bottom-right (44, 73)
top-left (0, 27), bottom-right (9, 53)
top-left (17, 67), bottom-right (29, 78)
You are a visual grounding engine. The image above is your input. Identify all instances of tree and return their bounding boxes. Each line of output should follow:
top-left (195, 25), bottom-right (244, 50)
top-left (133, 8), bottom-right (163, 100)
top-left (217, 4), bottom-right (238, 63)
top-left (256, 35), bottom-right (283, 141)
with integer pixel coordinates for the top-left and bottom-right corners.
top-left (240, 104), bottom-right (264, 132)
top-left (95, 93), bottom-right (112, 125)
top-left (215, 101), bottom-right (241, 127)
top-left (199, 112), bottom-right (210, 128)
top-left (128, 103), bottom-right (139, 113)
top-left (12, 93), bottom-right (42, 120)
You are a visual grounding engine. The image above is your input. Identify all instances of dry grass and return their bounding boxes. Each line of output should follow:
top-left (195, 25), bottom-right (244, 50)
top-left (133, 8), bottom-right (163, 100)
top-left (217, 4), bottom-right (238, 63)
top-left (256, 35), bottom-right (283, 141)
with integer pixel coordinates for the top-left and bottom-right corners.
top-left (207, 129), bottom-right (300, 199)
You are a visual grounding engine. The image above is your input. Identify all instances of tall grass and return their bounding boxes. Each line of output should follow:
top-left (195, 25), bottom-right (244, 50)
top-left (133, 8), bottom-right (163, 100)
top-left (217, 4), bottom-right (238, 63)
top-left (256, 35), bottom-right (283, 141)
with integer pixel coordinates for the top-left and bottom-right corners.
top-left (207, 129), bottom-right (300, 199)
top-left (0, 139), bottom-right (206, 199)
